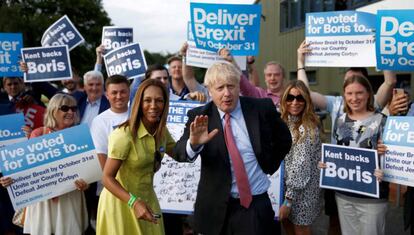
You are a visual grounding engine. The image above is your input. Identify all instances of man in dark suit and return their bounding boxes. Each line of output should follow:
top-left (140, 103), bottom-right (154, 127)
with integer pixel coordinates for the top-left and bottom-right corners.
top-left (173, 62), bottom-right (292, 235)
top-left (71, 70), bottom-right (109, 127)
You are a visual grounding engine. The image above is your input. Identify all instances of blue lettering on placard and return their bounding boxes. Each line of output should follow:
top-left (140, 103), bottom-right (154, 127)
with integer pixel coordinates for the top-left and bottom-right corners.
top-left (376, 10), bottom-right (414, 71)
top-left (0, 124), bottom-right (94, 175)
top-left (306, 11), bottom-right (375, 37)
top-left (383, 117), bottom-right (414, 147)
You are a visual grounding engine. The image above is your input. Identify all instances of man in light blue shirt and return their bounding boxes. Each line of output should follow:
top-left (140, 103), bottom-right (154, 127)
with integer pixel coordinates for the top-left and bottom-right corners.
top-left (174, 61), bottom-right (291, 235)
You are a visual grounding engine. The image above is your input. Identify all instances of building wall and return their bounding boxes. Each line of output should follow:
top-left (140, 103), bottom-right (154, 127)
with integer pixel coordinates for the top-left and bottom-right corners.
top-left (256, 0), bottom-right (414, 96)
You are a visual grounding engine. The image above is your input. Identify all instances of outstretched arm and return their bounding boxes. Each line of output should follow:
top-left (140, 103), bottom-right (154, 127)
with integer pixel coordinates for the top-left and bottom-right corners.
top-left (375, 70), bottom-right (397, 108)
top-left (247, 56), bottom-right (260, 86)
top-left (181, 42), bottom-right (201, 92)
top-left (297, 40), bottom-right (328, 110)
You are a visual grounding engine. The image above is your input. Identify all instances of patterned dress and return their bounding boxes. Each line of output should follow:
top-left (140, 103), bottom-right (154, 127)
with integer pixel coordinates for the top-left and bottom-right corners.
top-left (333, 111), bottom-right (389, 199)
top-left (284, 116), bottom-right (321, 225)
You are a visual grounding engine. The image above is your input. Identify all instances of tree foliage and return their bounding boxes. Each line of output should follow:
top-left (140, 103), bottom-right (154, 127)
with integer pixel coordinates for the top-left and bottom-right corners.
top-left (0, 0), bottom-right (112, 75)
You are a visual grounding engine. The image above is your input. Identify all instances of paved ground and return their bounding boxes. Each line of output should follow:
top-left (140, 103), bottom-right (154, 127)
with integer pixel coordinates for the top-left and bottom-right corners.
top-left (282, 180), bottom-right (410, 234)
top-left (308, 202), bottom-right (409, 235)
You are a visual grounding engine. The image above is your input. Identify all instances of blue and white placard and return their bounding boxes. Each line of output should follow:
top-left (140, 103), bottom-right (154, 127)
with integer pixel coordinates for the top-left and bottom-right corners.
top-left (0, 33), bottom-right (23, 77)
top-left (376, 10), bottom-right (414, 71)
top-left (190, 3), bottom-right (261, 56)
top-left (382, 117), bottom-right (414, 186)
top-left (21, 45), bottom-right (72, 82)
top-left (186, 22), bottom-right (246, 69)
top-left (101, 26), bottom-right (133, 53)
top-left (41, 15), bottom-right (85, 51)
top-left (154, 100), bottom-right (203, 214)
top-left (0, 124), bottom-right (101, 210)
top-left (103, 42), bottom-right (147, 79)
top-left (0, 113), bottom-right (26, 148)
top-left (320, 144), bottom-right (379, 198)
top-left (305, 11), bottom-right (376, 67)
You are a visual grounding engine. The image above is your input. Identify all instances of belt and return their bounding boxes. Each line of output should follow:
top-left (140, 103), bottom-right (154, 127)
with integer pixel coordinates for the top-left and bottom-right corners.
top-left (228, 192), bottom-right (268, 203)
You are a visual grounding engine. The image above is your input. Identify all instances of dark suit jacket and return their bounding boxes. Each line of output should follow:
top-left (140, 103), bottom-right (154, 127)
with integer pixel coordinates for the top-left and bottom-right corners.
top-left (173, 96), bottom-right (292, 235)
top-left (71, 91), bottom-right (110, 119)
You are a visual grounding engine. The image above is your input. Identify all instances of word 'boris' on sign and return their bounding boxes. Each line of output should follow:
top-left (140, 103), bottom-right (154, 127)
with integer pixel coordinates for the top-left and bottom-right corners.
top-left (104, 42), bottom-right (147, 79)
top-left (41, 15), bottom-right (85, 51)
top-left (102, 27), bottom-right (133, 52)
top-left (190, 3), bottom-right (261, 56)
top-left (305, 11), bottom-right (376, 67)
top-left (21, 45), bottom-right (72, 82)
top-left (320, 144), bottom-right (379, 198)
top-left (307, 12), bottom-right (372, 35)
top-left (377, 10), bottom-right (414, 70)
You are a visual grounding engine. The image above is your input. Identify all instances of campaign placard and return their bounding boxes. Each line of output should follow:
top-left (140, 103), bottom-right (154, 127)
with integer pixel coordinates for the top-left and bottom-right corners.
top-left (103, 42), bottom-right (147, 80)
top-left (16, 104), bottom-right (46, 129)
top-left (320, 144), bottom-right (379, 198)
top-left (190, 3), bottom-right (261, 56)
top-left (382, 117), bottom-right (414, 186)
top-left (21, 45), bottom-right (72, 82)
top-left (0, 124), bottom-right (101, 210)
top-left (101, 27), bottom-right (133, 53)
top-left (41, 15), bottom-right (85, 51)
top-left (0, 33), bottom-right (23, 77)
top-left (154, 100), bottom-right (283, 215)
top-left (268, 162), bottom-right (284, 220)
top-left (154, 100), bottom-right (202, 214)
top-left (305, 11), bottom-right (376, 67)
top-left (376, 10), bottom-right (414, 71)
top-left (186, 22), bottom-right (246, 69)
top-left (0, 113), bottom-right (26, 148)
top-left (186, 41), bottom-right (246, 70)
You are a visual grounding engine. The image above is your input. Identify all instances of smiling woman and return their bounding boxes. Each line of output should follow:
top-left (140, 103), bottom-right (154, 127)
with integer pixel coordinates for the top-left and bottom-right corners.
top-left (329, 75), bottom-right (389, 235)
top-left (279, 80), bottom-right (321, 235)
top-left (1, 93), bottom-right (90, 235)
top-left (97, 79), bottom-right (176, 235)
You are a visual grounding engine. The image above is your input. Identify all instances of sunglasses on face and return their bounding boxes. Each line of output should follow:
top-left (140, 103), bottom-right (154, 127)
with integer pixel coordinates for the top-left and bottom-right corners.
top-left (153, 151), bottom-right (162, 172)
top-left (286, 94), bottom-right (306, 103)
top-left (59, 105), bottom-right (77, 112)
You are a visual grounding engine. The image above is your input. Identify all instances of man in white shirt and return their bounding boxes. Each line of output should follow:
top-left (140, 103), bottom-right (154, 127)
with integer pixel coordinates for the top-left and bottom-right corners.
top-left (91, 75), bottom-right (130, 171)
top-left (88, 74), bottom-right (130, 231)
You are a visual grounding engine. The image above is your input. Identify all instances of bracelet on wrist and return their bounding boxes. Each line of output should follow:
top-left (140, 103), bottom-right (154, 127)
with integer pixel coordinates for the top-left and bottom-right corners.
top-left (297, 67), bottom-right (305, 71)
top-left (128, 193), bottom-right (137, 208)
top-left (283, 199), bottom-right (292, 208)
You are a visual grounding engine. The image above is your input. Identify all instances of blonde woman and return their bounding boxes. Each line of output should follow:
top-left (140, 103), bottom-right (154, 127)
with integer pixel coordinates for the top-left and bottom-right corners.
top-left (279, 80), bottom-right (321, 235)
top-left (1, 93), bottom-right (89, 235)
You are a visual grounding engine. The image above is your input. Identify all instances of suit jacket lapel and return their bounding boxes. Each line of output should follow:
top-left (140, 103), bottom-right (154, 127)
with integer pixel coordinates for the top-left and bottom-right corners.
top-left (240, 98), bottom-right (261, 157)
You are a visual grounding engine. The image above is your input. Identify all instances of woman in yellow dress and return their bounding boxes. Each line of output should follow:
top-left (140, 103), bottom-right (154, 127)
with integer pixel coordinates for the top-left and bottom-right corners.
top-left (97, 79), bottom-right (175, 235)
